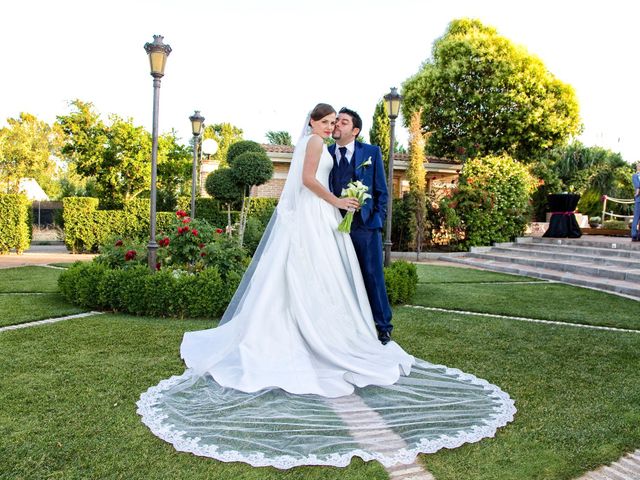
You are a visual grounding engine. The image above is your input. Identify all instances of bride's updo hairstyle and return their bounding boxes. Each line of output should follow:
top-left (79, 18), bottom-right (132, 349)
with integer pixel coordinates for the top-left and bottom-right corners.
top-left (309, 103), bottom-right (336, 124)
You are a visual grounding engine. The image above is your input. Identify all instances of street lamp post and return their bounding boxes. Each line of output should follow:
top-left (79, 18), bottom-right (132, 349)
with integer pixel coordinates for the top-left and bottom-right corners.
top-left (189, 111), bottom-right (205, 219)
top-left (144, 34), bottom-right (172, 271)
top-left (383, 87), bottom-right (402, 267)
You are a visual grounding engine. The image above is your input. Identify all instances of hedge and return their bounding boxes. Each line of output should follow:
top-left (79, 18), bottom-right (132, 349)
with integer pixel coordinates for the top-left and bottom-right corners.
top-left (63, 197), bottom-right (174, 253)
top-left (58, 262), bottom-right (240, 319)
top-left (0, 193), bottom-right (31, 254)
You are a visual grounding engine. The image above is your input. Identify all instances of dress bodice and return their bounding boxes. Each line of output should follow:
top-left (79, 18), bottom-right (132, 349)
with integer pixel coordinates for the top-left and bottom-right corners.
top-left (316, 144), bottom-right (334, 189)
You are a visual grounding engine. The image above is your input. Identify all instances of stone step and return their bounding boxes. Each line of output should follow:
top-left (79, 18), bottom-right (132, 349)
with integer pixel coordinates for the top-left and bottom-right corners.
top-left (438, 255), bottom-right (640, 300)
top-left (523, 236), bottom-right (640, 252)
top-left (513, 239), bottom-right (640, 259)
top-left (467, 251), bottom-right (640, 282)
top-left (489, 246), bottom-right (640, 269)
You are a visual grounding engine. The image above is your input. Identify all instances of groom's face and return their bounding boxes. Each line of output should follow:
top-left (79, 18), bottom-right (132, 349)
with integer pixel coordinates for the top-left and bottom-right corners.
top-left (332, 113), bottom-right (360, 144)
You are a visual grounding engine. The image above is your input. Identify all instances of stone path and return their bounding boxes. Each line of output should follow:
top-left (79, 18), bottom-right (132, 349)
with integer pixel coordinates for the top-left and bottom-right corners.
top-left (0, 311), bottom-right (103, 333)
top-left (327, 394), bottom-right (435, 479)
top-left (0, 243), bottom-right (95, 269)
top-left (576, 449), bottom-right (640, 479)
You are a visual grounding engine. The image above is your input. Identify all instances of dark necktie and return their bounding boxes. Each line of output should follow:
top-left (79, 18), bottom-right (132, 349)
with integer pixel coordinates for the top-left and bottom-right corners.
top-left (339, 146), bottom-right (348, 167)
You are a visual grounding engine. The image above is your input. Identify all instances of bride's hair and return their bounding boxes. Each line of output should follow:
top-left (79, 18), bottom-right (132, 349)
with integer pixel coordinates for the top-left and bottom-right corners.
top-left (309, 103), bottom-right (336, 125)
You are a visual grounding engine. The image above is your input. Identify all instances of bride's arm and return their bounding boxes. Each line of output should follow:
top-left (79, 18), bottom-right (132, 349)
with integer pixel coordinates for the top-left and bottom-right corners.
top-left (302, 135), bottom-right (359, 210)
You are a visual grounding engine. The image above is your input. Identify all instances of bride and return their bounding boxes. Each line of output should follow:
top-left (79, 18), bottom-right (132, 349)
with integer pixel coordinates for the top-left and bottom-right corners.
top-left (137, 103), bottom-right (516, 469)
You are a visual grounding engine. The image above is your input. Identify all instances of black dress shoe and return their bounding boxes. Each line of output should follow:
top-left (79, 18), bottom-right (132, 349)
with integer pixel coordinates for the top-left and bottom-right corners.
top-left (377, 331), bottom-right (391, 345)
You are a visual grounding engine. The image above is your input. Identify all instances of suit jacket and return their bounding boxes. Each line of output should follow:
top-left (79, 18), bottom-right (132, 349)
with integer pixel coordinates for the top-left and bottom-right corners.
top-left (328, 141), bottom-right (388, 230)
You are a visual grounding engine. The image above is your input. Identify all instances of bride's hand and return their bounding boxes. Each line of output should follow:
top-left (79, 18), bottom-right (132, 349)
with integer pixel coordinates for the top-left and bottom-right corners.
top-left (335, 197), bottom-right (359, 211)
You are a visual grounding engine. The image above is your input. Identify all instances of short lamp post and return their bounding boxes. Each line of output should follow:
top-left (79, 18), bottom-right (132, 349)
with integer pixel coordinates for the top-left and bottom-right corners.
top-left (189, 110), bottom-right (205, 218)
top-left (383, 87), bottom-right (402, 267)
top-left (144, 34), bottom-right (172, 271)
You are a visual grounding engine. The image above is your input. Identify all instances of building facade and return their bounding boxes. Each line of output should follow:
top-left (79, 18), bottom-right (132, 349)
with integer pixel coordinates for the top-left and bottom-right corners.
top-left (200, 144), bottom-right (462, 199)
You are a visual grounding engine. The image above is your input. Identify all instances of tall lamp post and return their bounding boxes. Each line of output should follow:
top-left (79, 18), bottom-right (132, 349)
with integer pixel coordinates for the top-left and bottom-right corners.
top-left (144, 35), bottom-right (172, 271)
top-left (189, 110), bottom-right (205, 218)
top-left (383, 87), bottom-right (402, 267)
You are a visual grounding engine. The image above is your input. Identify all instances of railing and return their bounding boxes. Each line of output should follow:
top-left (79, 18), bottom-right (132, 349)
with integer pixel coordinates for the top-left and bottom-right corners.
top-left (601, 195), bottom-right (633, 223)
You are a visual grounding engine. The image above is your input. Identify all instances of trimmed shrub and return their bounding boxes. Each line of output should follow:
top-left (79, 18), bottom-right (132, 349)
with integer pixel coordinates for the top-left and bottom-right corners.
top-left (447, 154), bottom-right (536, 248)
top-left (58, 261), bottom-right (238, 319)
top-left (384, 260), bottom-right (418, 305)
top-left (603, 220), bottom-right (628, 230)
top-left (226, 140), bottom-right (265, 167)
top-left (63, 197), bottom-right (100, 253)
top-left (0, 193), bottom-right (30, 254)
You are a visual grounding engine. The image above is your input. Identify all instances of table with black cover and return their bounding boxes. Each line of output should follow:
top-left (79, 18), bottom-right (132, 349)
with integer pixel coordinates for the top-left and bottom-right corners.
top-left (543, 193), bottom-right (582, 238)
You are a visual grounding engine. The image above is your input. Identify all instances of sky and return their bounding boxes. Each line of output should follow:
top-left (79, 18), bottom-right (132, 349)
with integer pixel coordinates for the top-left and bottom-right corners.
top-left (1, 0), bottom-right (638, 162)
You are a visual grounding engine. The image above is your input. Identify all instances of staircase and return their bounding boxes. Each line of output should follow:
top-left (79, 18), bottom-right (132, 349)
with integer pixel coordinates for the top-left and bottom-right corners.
top-left (439, 236), bottom-right (640, 300)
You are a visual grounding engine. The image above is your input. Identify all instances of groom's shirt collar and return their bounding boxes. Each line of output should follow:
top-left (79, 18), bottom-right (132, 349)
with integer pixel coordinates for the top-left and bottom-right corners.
top-left (337, 140), bottom-right (355, 163)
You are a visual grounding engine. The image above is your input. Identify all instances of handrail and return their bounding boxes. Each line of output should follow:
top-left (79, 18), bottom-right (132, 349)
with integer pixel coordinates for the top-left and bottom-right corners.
top-left (601, 195), bottom-right (633, 223)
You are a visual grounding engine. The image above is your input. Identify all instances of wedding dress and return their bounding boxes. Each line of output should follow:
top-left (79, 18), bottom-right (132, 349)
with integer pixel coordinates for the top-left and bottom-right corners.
top-left (137, 130), bottom-right (516, 469)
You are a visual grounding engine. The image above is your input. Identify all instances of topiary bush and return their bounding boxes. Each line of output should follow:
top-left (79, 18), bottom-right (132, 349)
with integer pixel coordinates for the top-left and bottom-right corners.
top-left (384, 260), bottom-right (418, 305)
top-left (0, 193), bottom-right (30, 254)
top-left (446, 154), bottom-right (536, 248)
top-left (226, 140), bottom-right (265, 167)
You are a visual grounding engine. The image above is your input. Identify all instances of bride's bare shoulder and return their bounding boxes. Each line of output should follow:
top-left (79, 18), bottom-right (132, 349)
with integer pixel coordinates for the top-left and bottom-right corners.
top-left (305, 134), bottom-right (324, 151)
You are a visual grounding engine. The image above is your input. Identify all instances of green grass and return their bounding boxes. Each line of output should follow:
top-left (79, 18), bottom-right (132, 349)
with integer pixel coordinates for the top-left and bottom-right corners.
top-left (0, 294), bottom-right (85, 327)
top-left (1, 264), bottom-right (639, 479)
top-left (0, 315), bottom-right (387, 480)
top-left (392, 307), bottom-right (640, 480)
top-left (413, 273), bottom-right (640, 330)
top-left (417, 264), bottom-right (541, 284)
top-left (0, 266), bottom-right (65, 293)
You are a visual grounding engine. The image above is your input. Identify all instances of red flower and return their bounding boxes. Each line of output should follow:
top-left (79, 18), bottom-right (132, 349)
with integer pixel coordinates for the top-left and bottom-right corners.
top-left (159, 237), bottom-right (170, 247)
top-left (156, 262), bottom-right (161, 270)
top-left (182, 217), bottom-right (191, 224)
top-left (200, 252), bottom-right (206, 257)
top-left (215, 228), bottom-right (223, 234)
top-left (124, 250), bottom-right (137, 261)
top-left (176, 210), bottom-right (187, 218)
top-left (199, 243), bottom-right (205, 249)
top-left (115, 240), bottom-right (123, 247)
top-left (601, 195), bottom-right (608, 201)
top-left (192, 229), bottom-right (198, 236)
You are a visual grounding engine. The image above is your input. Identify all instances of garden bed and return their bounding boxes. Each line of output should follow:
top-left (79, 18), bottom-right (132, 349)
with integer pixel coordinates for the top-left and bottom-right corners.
top-left (581, 228), bottom-right (630, 237)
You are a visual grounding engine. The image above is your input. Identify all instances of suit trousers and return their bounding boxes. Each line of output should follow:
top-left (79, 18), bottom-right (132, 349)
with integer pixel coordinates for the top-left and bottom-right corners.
top-left (350, 219), bottom-right (393, 333)
top-left (632, 198), bottom-right (640, 239)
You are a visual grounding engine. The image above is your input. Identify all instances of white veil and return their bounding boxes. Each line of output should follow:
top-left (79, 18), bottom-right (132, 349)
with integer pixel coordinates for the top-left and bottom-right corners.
top-left (219, 113), bottom-right (312, 326)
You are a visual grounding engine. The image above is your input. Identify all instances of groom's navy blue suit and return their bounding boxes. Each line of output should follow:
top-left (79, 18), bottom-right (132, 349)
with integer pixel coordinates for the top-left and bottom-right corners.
top-left (328, 141), bottom-right (393, 334)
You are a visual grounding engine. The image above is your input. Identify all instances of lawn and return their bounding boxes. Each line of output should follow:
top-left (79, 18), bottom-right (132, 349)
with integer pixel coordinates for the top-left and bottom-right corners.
top-left (1, 264), bottom-right (639, 479)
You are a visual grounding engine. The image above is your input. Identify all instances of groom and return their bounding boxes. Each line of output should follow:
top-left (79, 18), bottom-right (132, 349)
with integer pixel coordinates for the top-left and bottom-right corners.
top-left (329, 107), bottom-right (393, 345)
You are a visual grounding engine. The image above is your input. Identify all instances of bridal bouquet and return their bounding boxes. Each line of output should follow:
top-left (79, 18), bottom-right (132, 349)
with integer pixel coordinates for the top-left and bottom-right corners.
top-left (338, 181), bottom-right (371, 233)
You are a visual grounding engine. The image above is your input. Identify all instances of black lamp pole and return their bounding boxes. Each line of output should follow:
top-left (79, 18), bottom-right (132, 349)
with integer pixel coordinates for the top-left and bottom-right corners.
top-left (144, 35), bottom-right (172, 271)
top-left (189, 111), bottom-right (205, 219)
top-left (383, 87), bottom-right (402, 267)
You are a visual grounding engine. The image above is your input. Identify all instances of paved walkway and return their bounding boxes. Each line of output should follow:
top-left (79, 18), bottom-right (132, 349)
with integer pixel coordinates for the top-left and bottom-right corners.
top-left (0, 243), bottom-right (95, 268)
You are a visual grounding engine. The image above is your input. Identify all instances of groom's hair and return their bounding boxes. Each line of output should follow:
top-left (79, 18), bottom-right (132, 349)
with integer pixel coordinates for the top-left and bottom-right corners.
top-left (339, 107), bottom-right (362, 133)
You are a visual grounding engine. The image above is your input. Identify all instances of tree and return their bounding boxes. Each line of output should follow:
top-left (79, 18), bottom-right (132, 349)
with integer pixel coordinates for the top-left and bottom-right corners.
top-left (540, 141), bottom-right (633, 217)
top-left (406, 110), bottom-right (427, 255)
top-left (0, 113), bottom-right (60, 196)
top-left (57, 100), bottom-right (107, 179)
top-left (157, 130), bottom-right (192, 211)
top-left (369, 100), bottom-right (390, 170)
top-left (231, 148), bottom-right (274, 246)
top-left (402, 18), bottom-right (581, 162)
top-left (203, 123), bottom-right (243, 167)
top-left (58, 100), bottom-right (189, 208)
top-left (265, 130), bottom-right (292, 146)
top-left (205, 168), bottom-right (243, 231)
